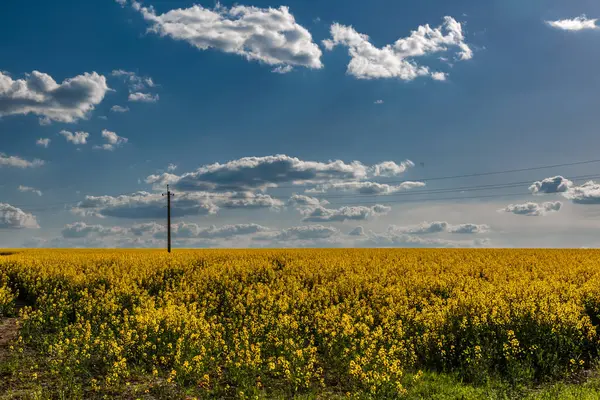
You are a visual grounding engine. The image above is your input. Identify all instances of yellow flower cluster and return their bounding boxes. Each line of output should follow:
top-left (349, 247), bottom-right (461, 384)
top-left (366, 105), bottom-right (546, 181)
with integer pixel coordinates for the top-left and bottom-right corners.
top-left (0, 283), bottom-right (15, 317)
top-left (2, 248), bottom-right (600, 397)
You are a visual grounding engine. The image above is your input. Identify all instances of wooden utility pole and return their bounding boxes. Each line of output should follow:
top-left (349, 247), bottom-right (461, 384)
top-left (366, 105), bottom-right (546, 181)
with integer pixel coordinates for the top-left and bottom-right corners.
top-left (162, 185), bottom-right (175, 253)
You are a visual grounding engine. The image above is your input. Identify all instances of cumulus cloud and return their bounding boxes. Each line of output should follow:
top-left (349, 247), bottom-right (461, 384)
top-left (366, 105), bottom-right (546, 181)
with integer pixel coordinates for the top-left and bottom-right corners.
top-left (18, 185), bottom-right (42, 196)
top-left (132, 1), bottom-right (323, 70)
top-left (62, 222), bottom-right (127, 238)
top-left (389, 221), bottom-right (489, 234)
top-left (147, 156), bottom-right (417, 195)
top-left (0, 70), bottom-right (108, 123)
top-left (112, 70), bottom-right (156, 91)
top-left (176, 223), bottom-right (270, 239)
top-left (288, 194), bottom-right (329, 208)
top-left (431, 72), bottom-right (447, 81)
top-left (272, 65), bottom-right (294, 74)
top-left (348, 226), bottom-right (365, 236)
top-left (60, 130), bottom-right (89, 145)
top-left (219, 192), bottom-right (284, 209)
top-left (130, 222), bottom-right (164, 237)
top-left (562, 181), bottom-right (600, 204)
top-left (448, 223), bottom-right (490, 234)
top-left (130, 221), bottom-right (270, 240)
top-left (146, 155), bottom-right (371, 192)
top-left (500, 201), bottom-right (562, 216)
top-left (0, 203), bottom-right (39, 229)
top-left (374, 100), bottom-right (384, 105)
top-left (112, 70), bottom-right (159, 103)
top-left (71, 190), bottom-right (281, 219)
top-left (36, 138), bottom-right (51, 148)
top-left (128, 92), bottom-right (159, 102)
top-left (546, 15), bottom-right (598, 31)
top-left (360, 230), bottom-right (489, 248)
top-left (369, 160), bottom-right (415, 177)
top-left (93, 129), bottom-right (128, 151)
top-left (167, 163), bottom-right (177, 172)
top-left (72, 191), bottom-right (219, 219)
top-left (322, 16), bottom-right (472, 80)
top-left (0, 154), bottom-right (44, 168)
top-left (254, 225), bottom-right (339, 241)
top-left (529, 176), bottom-right (573, 194)
top-left (301, 204), bottom-right (390, 222)
top-left (110, 105), bottom-right (129, 113)
top-left (306, 180), bottom-right (425, 195)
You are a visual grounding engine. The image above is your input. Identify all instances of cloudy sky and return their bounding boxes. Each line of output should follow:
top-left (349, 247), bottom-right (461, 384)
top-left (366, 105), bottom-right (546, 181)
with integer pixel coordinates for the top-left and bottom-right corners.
top-left (2, 0), bottom-right (600, 248)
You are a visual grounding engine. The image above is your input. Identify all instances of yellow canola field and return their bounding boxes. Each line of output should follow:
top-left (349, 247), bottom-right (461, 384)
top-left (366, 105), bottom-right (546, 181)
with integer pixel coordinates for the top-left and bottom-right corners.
top-left (1, 248), bottom-right (600, 397)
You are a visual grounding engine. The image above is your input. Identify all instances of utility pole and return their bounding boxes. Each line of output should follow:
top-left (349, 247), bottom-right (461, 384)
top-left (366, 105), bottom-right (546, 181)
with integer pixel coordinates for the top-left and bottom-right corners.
top-left (162, 185), bottom-right (175, 253)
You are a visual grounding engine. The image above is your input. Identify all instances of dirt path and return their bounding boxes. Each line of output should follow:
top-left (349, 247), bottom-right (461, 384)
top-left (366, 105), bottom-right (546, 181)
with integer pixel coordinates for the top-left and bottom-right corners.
top-left (0, 300), bottom-right (25, 361)
top-left (0, 318), bottom-right (19, 362)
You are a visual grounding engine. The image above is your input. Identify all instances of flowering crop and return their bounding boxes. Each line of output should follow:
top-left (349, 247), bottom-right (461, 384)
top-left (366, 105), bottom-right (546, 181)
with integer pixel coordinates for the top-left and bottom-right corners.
top-left (2, 249), bottom-right (600, 398)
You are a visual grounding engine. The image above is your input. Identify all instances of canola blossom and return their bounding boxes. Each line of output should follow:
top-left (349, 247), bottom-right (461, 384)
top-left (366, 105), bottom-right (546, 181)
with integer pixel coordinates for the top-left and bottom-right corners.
top-left (1, 249), bottom-right (600, 398)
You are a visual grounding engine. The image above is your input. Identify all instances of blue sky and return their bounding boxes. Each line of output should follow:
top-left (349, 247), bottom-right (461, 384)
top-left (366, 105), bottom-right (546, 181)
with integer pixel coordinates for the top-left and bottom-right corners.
top-left (2, 0), bottom-right (600, 248)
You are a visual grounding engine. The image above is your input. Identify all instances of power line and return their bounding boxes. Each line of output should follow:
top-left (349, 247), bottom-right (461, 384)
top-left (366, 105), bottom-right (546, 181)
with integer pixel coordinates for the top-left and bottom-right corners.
top-left (307, 173), bottom-right (600, 200)
top-left (326, 192), bottom-right (534, 206)
top-left (11, 172), bottom-right (600, 211)
top-left (7, 158), bottom-right (600, 211)
top-left (265, 158), bottom-right (600, 190)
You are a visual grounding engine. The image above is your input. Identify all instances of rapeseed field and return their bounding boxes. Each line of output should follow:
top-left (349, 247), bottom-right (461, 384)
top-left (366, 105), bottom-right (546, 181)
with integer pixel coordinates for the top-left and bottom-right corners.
top-left (2, 249), bottom-right (600, 399)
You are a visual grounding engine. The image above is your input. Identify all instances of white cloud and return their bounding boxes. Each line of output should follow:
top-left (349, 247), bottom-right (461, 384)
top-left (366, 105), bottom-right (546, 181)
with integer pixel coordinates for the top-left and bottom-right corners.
top-left (133, 1), bottom-right (323, 70)
top-left (0, 203), bottom-right (39, 229)
top-left (219, 192), bottom-right (284, 209)
top-left (431, 72), bottom-right (447, 81)
top-left (132, 221), bottom-right (270, 240)
top-left (93, 129), bottom-right (128, 151)
top-left (146, 155), bottom-right (371, 192)
top-left (272, 65), bottom-right (294, 74)
top-left (36, 138), bottom-right (51, 148)
top-left (389, 221), bottom-right (489, 234)
top-left (102, 130), bottom-right (125, 145)
top-left (529, 176), bottom-right (573, 194)
top-left (72, 191), bottom-right (219, 219)
top-left (374, 100), bottom-right (384, 104)
top-left (306, 180), bottom-right (425, 195)
top-left (369, 160), bottom-right (414, 177)
top-left (288, 194), bottom-right (329, 208)
top-left (301, 204), bottom-right (390, 222)
top-left (348, 226), bottom-right (365, 236)
top-left (167, 163), bottom-right (178, 172)
top-left (110, 105), bottom-right (129, 113)
top-left (322, 16), bottom-right (472, 80)
top-left (71, 189), bottom-right (282, 219)
top-left (115, 0), bottom-right (127, 7)
top-left (562, 181), bottom-right (600, 204)
top-left (18, 185), bottom-right (42, 196)
top-left (130, 222), bottom-right (164, 237)
top-left (448, 223), bottom-right (489, 234)
top-left (0, 154), bottom-right (44, 168)
top-left (112, 70), bottom-right (156, 91)
top-left (112, 70), bottom-right (159, 103)
top-left (254, 225), bottom-right (339, 241)
top-left (546, 15), bottom-right (598, 31)
top-left (360, 230), bottom-right (489, 248)
top-left (0, 70), bottom-right (108, 123)
top-left (128, 92), bottom-right (159, 102)
top-left (62, 222), bottom-right (127, 238)
top-left (500, 201), bottom-right (562, 216)
top-left (175, 223), bottom-right (270, 239)
top-left (60, 130), bottom-right (89, 145)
